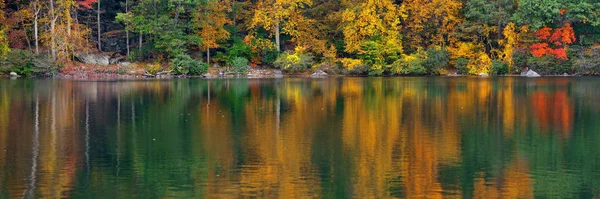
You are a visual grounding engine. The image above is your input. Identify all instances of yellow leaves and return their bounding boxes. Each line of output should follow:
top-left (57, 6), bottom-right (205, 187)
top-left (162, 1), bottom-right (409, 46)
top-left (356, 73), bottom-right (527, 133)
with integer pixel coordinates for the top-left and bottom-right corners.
top-left (502, 23), bottom-right (517, 67)
top-left (338, 58), bottom-right (364, 70)
top-left (449, 42), bottom-right (480, 60)
top-left (195, 0), bottom-right (232, 50)
top-left (467, 53), bottom-right (492, 74)
top-left (341, 0), bottom-right (403, 53)
top-left (403, 0), bottom-right (462, 47)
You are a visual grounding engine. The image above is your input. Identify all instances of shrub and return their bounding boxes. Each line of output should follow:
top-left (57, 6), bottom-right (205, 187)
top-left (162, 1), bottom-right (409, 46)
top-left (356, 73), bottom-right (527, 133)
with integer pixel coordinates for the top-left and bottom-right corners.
top-left (454, 57), bottom-right (470, 74)
top-left (1, 50), bottom-right (54, 76)
top-left (230, 57), bottom-right (250, 74)
top-left (571, 46), bottom-right (600, 74)
top-left (423, 47), bottom-right (450, 74)
top-left (490, 60), bottom-right (508, 75)
top-left (338, 58), bottom-right (369, 75)
top-left (357, 39), bottom-right (401, 75)
top-left (145, 63), bottom-right (163, 75)
top-left (170, 54), bottom-right (208, 75)
top-left (527, 55), bottom-right (571, 75)
top-left (273, 52), bottom-right (314, 73)
top-left (390, 52), bottom-right (427, 75)
top-left (313, 61), bottom-right (342, 75)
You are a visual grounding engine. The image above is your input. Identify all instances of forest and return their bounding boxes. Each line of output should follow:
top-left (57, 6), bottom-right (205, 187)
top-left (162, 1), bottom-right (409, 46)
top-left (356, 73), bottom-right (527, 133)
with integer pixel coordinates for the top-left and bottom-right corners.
top-left (1, 0), bottom-right (600, 76)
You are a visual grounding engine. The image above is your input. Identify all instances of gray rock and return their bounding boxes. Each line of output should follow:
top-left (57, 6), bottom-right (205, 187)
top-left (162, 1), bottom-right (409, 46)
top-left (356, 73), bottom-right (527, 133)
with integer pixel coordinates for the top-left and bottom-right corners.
top-left (119, 62), bottom-right (132, 67)
top-left (478, 73), bottom-right (489, 77)
top-left (311, 70), bottom-right (328, 77)
top-left (525, 70), bottom-right (541, 77)
top-left (274, 70), bottom-right (284, 78)
top-left (202, 73), bottom-right (212, 78)
top-left (9, 72), bottom-right (20, 77)
top-left (76, 53), bottom-right (110, 65)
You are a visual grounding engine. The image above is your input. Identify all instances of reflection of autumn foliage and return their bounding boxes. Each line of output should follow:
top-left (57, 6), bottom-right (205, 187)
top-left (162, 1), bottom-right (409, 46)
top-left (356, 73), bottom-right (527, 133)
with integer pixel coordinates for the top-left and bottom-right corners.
top-left (473, 157), bottom-right (533, 199)
top-left (530, 91), bottom-right (574, 136)
top-left (529, 24), bottom-right (576, 60)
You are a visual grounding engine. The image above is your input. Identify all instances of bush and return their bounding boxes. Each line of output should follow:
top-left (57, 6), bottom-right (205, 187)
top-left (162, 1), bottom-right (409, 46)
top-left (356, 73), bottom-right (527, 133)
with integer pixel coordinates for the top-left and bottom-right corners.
top-left (423, 47), bottom-right (450, 74)
top-left (230, 57), bottom-right (250, 74)
top-left (273, 52), bottom-right (314, 73)
top-left (390, 52), bottom-right (427, 75)
top-left (490, 60), bottom-right (509, 75)
top-left (313, 61), bottom-right (342, 75)
top-left (571, 46), bottom-right (600, 74)
top-left (170, 54), bottom-right (208, 75)
top-left (338, 58), bottom-right (369, 75)
top-left (454, 57), bottom-right (470, 74)
top-left (1, 50), bottom-right (54, 76)
top-left (527, 55), bottom-right (571, 75)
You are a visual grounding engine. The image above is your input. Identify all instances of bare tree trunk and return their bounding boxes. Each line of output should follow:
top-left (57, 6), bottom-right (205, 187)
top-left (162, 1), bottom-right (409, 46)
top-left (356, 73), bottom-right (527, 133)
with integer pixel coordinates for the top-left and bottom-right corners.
top-left (275, 23), bottom-right (281, 51)
top-left (33, 2), bottom-right (39, 55)
top-left (206, 46), bottom-right (210, 64)
top-left (138, 32), bottom-right (142, 52)
top-left (125, 0), bottom-right (130, 56)
top-left (97, 0), bottom-right (102, 51)
top-left (49, 0), bottom-right (56, 59)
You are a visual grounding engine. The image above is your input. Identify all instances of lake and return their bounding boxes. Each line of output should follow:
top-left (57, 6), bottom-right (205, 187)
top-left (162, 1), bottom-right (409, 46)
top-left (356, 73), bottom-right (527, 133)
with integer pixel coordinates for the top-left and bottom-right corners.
top-left (1, 77), bottom-right (600, 198)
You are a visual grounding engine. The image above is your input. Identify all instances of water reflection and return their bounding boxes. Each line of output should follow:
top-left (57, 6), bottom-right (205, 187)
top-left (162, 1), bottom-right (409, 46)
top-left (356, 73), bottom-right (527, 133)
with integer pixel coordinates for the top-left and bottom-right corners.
top-left (1, 77), bottom-right (600, 198)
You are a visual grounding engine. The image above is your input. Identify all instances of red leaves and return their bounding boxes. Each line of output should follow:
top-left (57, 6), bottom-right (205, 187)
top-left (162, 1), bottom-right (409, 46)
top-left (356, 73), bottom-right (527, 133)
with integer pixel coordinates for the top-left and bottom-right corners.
top-left (534, 27), bottom-right (552, 40)
top-left (530, 24), bottom-right (576, 60)
top-left (77, 0), bottom-right (97, 9)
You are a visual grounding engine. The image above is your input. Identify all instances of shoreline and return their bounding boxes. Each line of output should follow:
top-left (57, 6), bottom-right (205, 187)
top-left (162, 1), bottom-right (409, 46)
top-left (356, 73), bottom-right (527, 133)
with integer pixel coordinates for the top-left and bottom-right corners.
top-left (2, 66), bottom-right (597, 80)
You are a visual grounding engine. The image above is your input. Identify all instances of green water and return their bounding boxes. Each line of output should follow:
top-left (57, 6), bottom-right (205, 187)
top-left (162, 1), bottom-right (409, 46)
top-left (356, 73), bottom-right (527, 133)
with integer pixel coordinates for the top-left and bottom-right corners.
top-left (1, 77), bottom-right (600, 198)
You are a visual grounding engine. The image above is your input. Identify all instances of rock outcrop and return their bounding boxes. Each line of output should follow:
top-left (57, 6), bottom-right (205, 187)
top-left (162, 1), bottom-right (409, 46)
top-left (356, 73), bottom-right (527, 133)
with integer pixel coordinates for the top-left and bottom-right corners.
top-left (311, 70), bottom-right (328, 77)
top-left (525, 70), bottom-right (541, 77)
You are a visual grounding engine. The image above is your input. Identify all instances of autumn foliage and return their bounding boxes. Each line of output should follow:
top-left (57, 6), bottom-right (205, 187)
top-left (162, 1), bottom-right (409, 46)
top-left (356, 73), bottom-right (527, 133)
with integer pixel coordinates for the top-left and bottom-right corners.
top-left (529, 24), bottom-right (576, 60)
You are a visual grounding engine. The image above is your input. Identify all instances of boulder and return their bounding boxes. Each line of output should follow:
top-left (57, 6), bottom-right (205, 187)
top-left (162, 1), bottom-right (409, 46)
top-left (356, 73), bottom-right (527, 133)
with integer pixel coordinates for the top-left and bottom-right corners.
top-left (202, 73), bottom-right (212, 78)
top-left (525, 70), bottom-right (541, 77)
top-left (119, 62), bottom-right (132, 67)
top-left (478, 73), bottom-right (489, 77)
top-left (274, 70), bottom-right (284, 78)
top-left (76, 53), bottom-right (110, 65)
top-left (311, 70), bottom-right (328, 77)
top-left (9, 72), bottom-right (20, 77)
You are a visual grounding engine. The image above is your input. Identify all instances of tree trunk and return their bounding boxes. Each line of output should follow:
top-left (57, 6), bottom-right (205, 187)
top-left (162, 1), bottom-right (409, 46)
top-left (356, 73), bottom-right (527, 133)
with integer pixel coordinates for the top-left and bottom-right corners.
top-left (49, 0), bottom-right (56, 59)
top-left (33, 2), bottom-right (39, 55)
top-left (97, 0), bottom-right (102, 51)
top-left (275, 23), bottom-right (281, 51)
top-left (206, 46), bottom-right (210, 64)
top-left (125, 0), bottom-right (129, 56)
top-left (138, 33), bottom-right (142, 52)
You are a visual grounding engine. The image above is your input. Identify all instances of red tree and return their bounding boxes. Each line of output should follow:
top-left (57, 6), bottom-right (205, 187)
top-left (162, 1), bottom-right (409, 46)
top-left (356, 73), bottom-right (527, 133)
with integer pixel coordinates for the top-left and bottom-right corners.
top-left (529, 23), bottom-right (575, 60)
top-left (77, 0), bottom-right (97, 9)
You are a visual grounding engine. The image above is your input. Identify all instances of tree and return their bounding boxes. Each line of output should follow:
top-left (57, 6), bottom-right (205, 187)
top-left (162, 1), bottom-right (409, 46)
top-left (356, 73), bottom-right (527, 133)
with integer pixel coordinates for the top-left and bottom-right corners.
top-left (0, 0), bottom-right (8, 60)
top-left (402, 0), bottom-right (462, 49)
top-left (530, 23), bottom-right (576, 60)
top-left (249, 0), bottom-right (312, 52)
top-left (194, 0), bottom-right (231, 64)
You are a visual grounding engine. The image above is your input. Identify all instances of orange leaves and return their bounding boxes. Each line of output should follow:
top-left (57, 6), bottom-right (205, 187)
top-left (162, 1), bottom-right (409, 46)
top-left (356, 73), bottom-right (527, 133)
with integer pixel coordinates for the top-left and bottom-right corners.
top-left (534, 27), bottom-right (552, 40)
top-left (529, 23), bottom-right (576, 60)
top-left (76, 0), bottom-right (98, 9)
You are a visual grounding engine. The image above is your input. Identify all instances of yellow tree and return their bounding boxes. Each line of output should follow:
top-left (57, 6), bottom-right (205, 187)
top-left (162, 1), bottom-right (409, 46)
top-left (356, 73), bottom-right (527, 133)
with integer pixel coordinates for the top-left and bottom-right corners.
top-left (402, 0), bottom-right (462, 48)
top-left (340, 0), bottom-right (404, 53)
top-left (194, 0), bottom-right (231, 64)
top-left (249, 0), bottom-right (312, 52)
top-left (500, 22), bottom-right (528, 72)
top-left (0, 0), bottom-right (9, 59)
top-left (42, 0), bottom-right (89, 62)
top-left (339, 0), bottom-right (404, 73)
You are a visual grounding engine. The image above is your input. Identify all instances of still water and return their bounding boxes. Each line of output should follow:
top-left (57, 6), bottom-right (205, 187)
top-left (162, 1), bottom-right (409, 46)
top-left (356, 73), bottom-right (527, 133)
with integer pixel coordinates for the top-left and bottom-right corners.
top-left (1, 77), bottom-right (600, 198)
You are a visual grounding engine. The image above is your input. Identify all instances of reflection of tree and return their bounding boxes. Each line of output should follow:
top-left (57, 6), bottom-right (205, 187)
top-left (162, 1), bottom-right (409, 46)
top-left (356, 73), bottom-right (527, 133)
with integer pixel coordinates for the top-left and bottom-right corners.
top-left (0, 77), bottom-right (599, 198)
